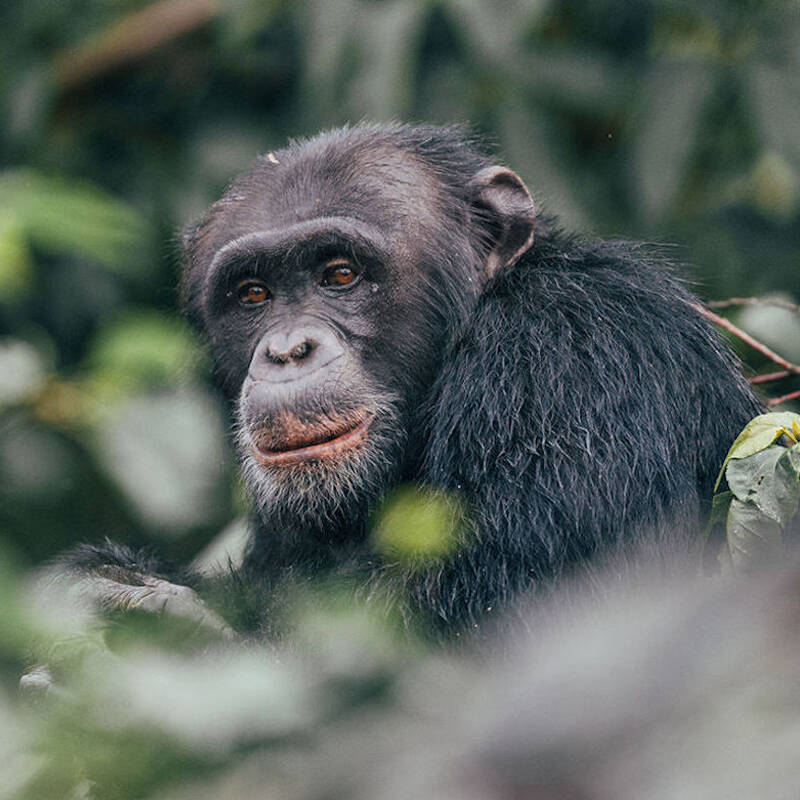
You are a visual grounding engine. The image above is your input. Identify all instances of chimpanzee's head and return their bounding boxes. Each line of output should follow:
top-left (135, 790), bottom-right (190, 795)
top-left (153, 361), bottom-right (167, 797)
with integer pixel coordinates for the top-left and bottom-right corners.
top-left (181, 124), bottom-right (535, 535)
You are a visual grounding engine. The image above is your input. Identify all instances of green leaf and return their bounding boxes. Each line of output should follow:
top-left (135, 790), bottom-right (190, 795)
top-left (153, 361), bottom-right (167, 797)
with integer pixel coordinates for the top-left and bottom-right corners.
top-left (86, 309), bottom-right (205, 388)
top-left (703, 490), bottom-right (733, 543)
top-left (702, 490), bottom-right (732, 568)
top-left (779, 443), bottom-right (800, 479)
top-left (775, 445), bottom-right (800, 522)
top-left (0, 169), bottom-right (151, 274)
top-left (93, 388), bottom-right (229, 532)
top-left (371, 485), bottom-right (466, 565)
top-left (726, 497), bottom-right (784, 573)
top-left (0, 211), bottom-right (34, 300)
top-left (726, 445), bottom-right (800, 526)
top-left (714, 412), bottom-right (800, 491)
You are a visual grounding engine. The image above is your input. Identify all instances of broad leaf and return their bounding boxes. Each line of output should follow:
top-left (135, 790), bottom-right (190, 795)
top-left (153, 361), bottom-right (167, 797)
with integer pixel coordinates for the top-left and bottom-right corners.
top-left (702, 490), bottom-right (733, 545)
top-left (726, 498), bottom-right (784, 573)
top-left (702, 490), bottom-right (732, 568)
top-left (726, 445), bottom-right (800, 527)
top-left (714, 412), bottom-right (800, 490)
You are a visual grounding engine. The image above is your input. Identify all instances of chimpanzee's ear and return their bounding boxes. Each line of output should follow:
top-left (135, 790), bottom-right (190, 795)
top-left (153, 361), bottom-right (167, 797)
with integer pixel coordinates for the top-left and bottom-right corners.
top-left (468, 166), bottom-right (535, 278)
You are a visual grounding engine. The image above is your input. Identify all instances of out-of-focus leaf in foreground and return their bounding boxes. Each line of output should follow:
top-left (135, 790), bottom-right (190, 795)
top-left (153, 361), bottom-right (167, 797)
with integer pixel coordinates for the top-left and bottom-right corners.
top-left (371, 485), bottom-right (466, 565)
top-left (93, 388), bottom-right (230, 532)
top-left (0, 170), bottom-right (151, 276)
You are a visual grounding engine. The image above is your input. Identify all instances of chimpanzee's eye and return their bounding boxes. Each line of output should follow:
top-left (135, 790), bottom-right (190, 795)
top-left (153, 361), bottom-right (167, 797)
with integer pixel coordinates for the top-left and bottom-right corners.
top-left (320, 258), bottom-right (361, 288)
top-left (235, 279), bottom-right (271, 306)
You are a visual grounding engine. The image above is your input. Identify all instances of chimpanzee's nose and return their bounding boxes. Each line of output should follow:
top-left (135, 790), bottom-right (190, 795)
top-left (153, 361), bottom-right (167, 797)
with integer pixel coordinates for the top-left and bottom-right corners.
top-left (248, 325), bottom-right (344, 382)
top-left (265, 338), bottom-right (315, 364)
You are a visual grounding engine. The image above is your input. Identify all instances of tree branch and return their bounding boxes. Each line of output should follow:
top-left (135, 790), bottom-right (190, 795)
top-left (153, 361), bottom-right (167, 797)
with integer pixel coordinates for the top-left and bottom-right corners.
top-left (766, 389), bottom-right (800, 407)
top-left (691, 302), bottom-right (800, 374)
top-left (750, 370), bottom-right (793, 385)
top-left (54, 0), bottom-right (220, 92)
top-left (691, 300), bottom-right (800, 407)
top-left (706, 296), bottom-right (800, 313)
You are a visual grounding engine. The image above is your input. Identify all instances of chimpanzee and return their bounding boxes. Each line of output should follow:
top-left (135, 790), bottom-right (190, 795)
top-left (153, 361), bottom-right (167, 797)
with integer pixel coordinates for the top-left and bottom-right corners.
top-left (56, 123), bottom-right (763, 640)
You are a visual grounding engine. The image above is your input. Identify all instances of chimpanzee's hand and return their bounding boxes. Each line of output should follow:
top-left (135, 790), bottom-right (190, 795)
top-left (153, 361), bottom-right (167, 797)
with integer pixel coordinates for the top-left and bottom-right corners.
top-left (20, 541), bottom-right (233, 696)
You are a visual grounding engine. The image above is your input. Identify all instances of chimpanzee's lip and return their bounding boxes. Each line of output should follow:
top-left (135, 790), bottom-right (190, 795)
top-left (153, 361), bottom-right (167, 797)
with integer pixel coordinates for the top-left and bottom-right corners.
top-left (250, 414), bottom-right (372, 466)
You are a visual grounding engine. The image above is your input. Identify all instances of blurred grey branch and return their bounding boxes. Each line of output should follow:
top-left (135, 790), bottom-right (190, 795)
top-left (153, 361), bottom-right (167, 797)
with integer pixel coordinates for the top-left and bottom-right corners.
top-left (53, 0), bottom-right (221, 91)
top-left (707, 297), bottom-right (800, 314)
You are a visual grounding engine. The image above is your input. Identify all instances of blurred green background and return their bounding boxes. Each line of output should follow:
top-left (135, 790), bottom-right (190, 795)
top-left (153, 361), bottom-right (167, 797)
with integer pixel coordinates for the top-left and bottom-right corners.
top-left (1, 0), bottom-right (799, 568)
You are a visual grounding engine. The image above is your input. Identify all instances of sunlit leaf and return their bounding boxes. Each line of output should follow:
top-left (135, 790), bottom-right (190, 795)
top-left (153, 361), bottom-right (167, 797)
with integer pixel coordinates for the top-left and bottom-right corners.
top-left (371, 485), bottom-right (465, 564)
top-left (714, 412), bottom-right (800, 491)
top-left (0, 211), bottom-right (34, 300)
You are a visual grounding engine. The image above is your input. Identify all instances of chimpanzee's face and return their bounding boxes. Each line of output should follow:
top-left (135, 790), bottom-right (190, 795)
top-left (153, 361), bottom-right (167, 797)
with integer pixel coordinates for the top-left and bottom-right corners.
top-left (183, 141), bottom-right (480, 532)
top-left (181, 130), bottom-right (534, 536)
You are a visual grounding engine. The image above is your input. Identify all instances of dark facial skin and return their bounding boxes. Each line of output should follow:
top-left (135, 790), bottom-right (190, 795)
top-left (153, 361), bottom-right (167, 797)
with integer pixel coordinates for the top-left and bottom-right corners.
top-left (182, 129), bottom-right (535, 541)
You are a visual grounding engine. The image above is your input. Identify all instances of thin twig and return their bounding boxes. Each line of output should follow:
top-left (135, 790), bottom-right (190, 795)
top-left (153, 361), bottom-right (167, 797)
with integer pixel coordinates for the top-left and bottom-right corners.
top-left (706, 297), bottom-right (800, 313)
top-left (749, 369), bottom-right (793, 385)
top-left (54, 0), bottom-right (220, 91)
top-left (691, 302), bottom-right (800, 374)
top-left (766, 389), bottom-right (800, 407)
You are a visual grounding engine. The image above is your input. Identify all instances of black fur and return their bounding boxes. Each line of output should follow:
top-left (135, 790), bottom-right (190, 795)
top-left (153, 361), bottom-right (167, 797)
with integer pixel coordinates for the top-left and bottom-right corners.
top-left (66, 123), bottom-right (763, 639)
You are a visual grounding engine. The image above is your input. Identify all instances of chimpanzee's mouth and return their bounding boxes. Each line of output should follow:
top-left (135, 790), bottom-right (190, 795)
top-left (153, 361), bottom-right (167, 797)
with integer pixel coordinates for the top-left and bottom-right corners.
top-left (249, 411), bottom-right (372, 466)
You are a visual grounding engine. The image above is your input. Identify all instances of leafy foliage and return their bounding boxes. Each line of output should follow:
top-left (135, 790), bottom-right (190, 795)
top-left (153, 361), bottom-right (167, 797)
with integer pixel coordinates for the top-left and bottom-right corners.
top-left (707, 412), bottom-right (800, 571)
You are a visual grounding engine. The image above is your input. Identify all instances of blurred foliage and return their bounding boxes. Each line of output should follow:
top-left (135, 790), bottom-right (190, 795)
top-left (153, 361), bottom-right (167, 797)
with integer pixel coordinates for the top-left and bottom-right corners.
top-left (2, 2), bottom-right (800, 795)
top-left (6, 530), bottom-right (800, 799)
top-left (1, 543), bottom-right (415, 800)
top-left (1, 0), bottom-right (799, 567)
top-left (371, 485), bottom-right (466, 563)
